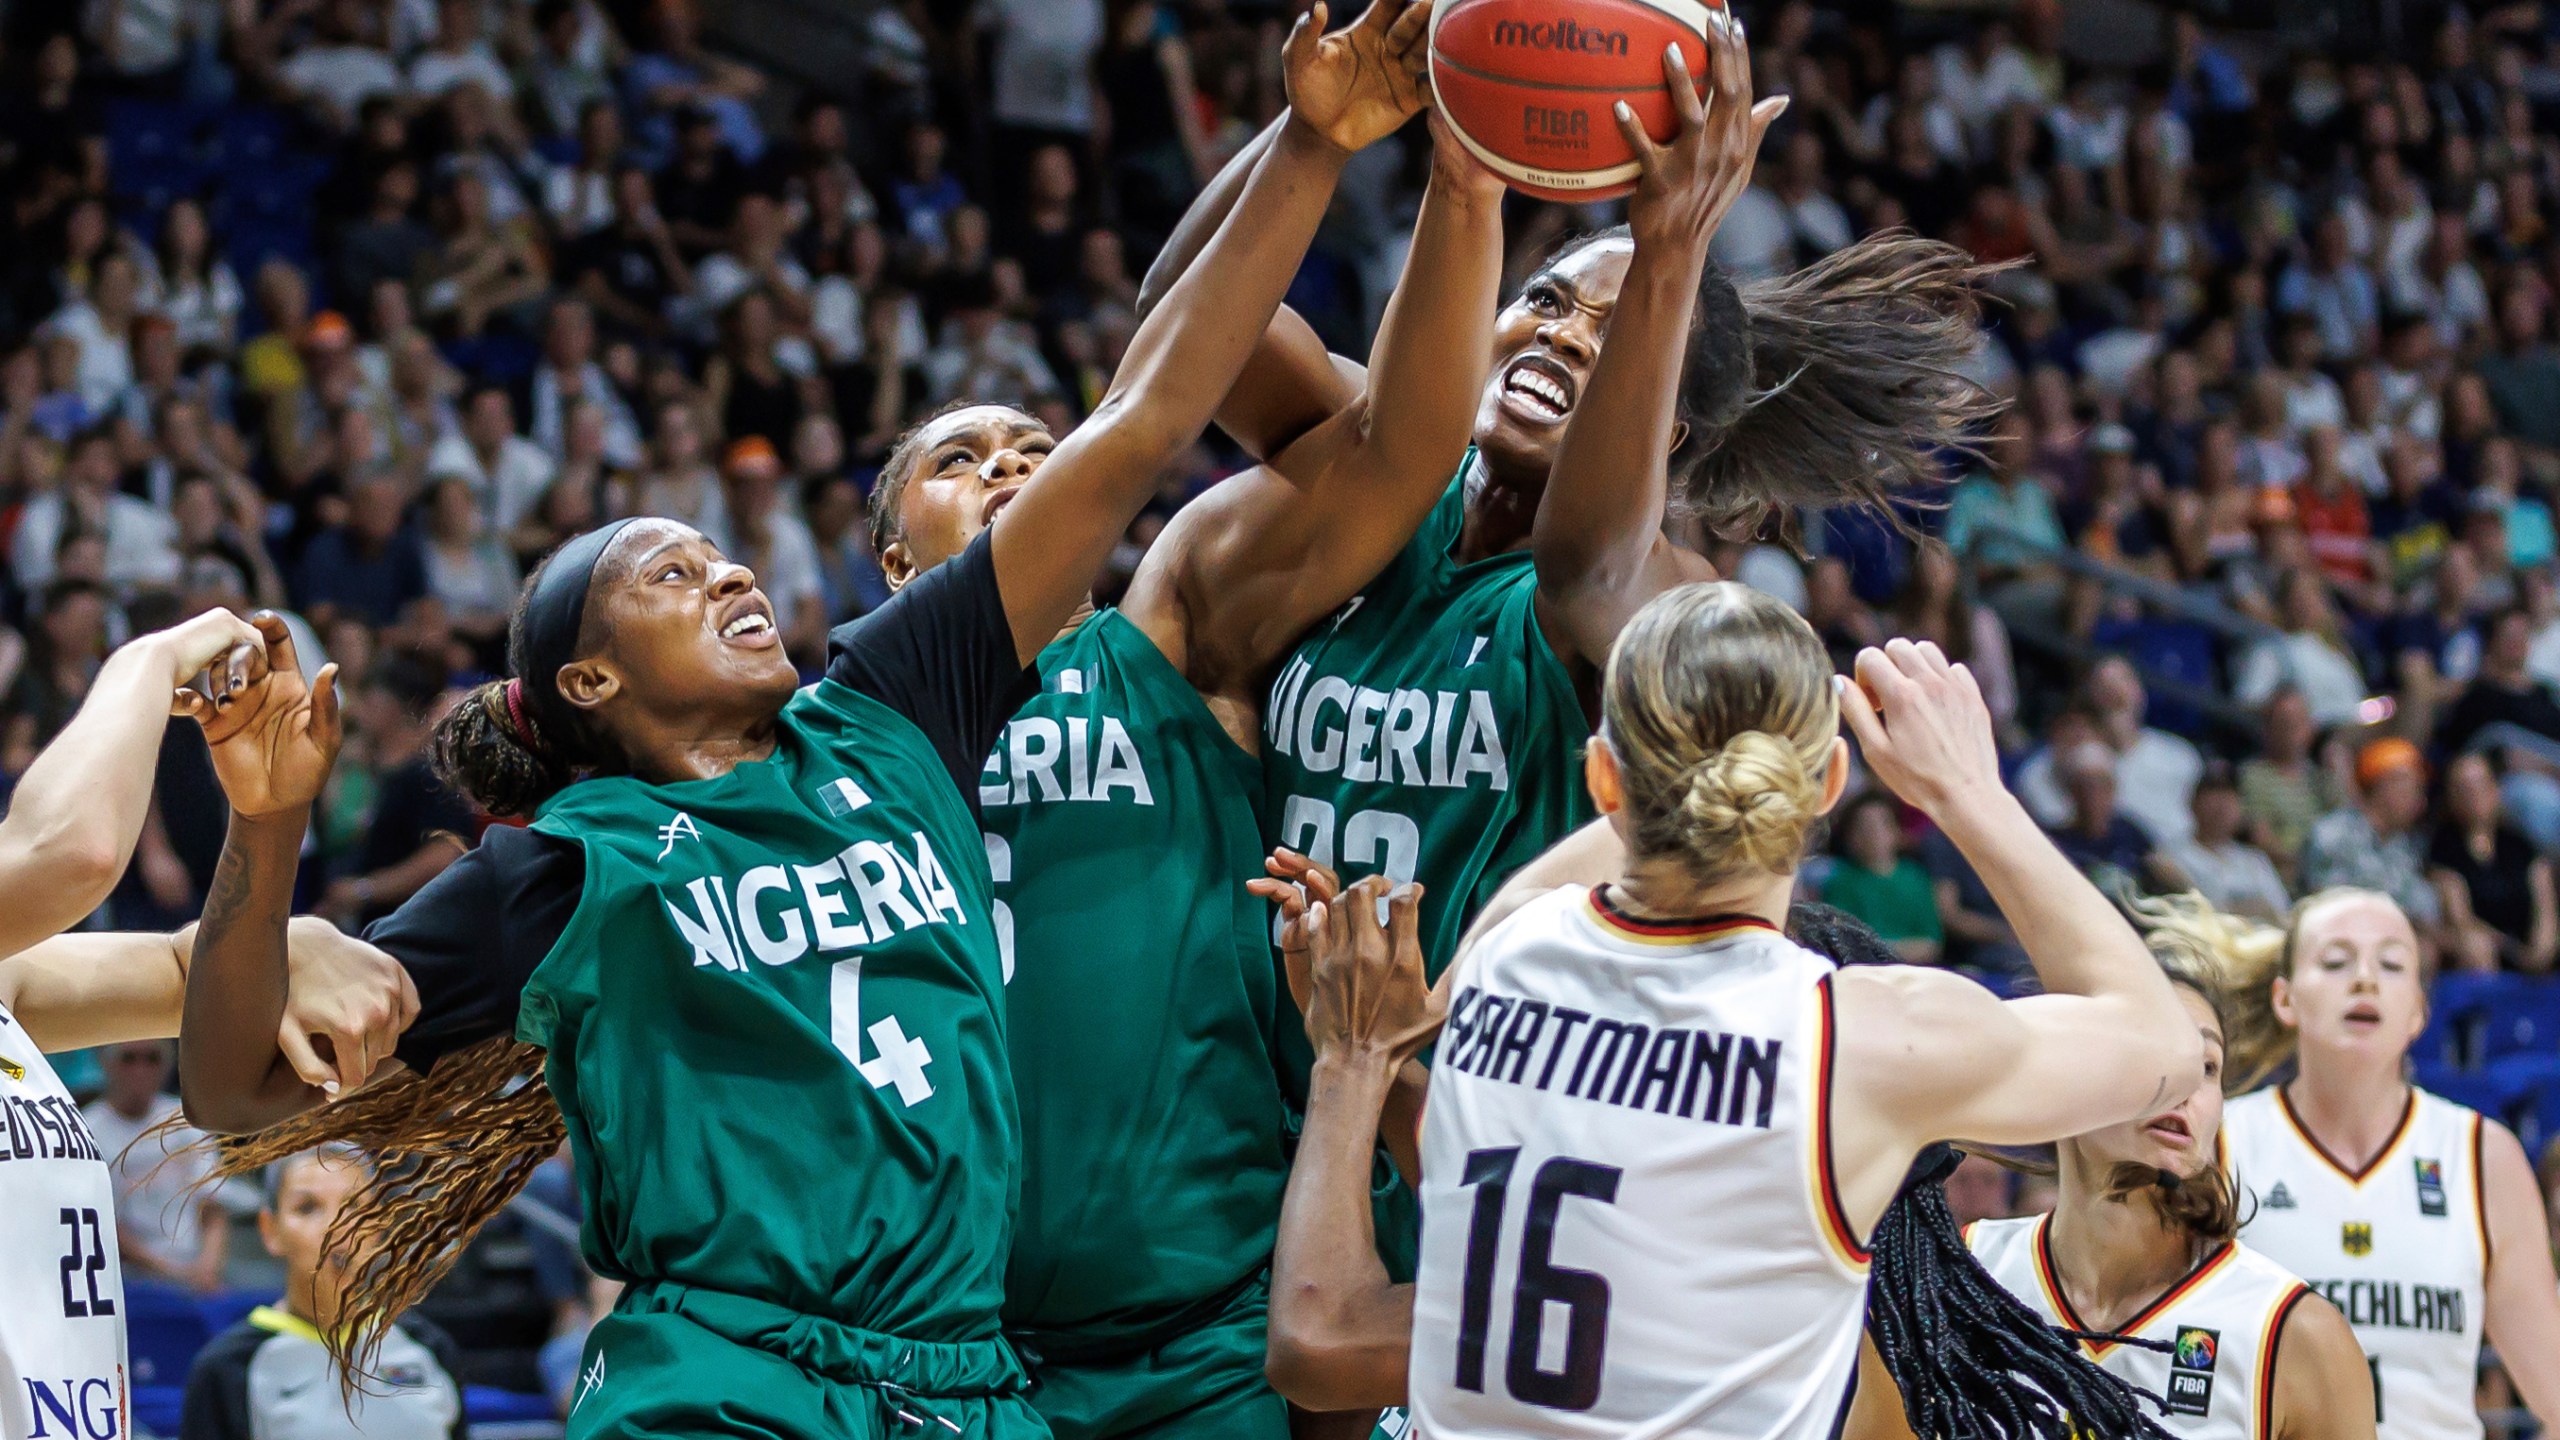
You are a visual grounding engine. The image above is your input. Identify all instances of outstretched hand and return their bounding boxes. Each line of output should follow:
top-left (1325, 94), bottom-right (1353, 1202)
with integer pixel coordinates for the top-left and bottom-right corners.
top-left (1302, 875), bottom-right (1443, 1067)
top-left (177, 612), bottom-right (343, 818)
top-left (1283, 0), bottom-right (1432, 157)
top-left (1836, 638), bottom-right (2003, 820)
top-left (1612, 17), bottom-right (1787, 253)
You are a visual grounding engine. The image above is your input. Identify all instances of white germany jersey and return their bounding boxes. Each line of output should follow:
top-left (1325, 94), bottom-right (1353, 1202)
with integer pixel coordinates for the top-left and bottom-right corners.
top-left (2222, 1086), bottom-right (2486, 1440)
top-left (0, 1001), bottom-right (127, 1440)
top-left (1967, 1215), bottom-right (2311, 1440)
top-left (1408, 887), bottom-right (1870, 1440)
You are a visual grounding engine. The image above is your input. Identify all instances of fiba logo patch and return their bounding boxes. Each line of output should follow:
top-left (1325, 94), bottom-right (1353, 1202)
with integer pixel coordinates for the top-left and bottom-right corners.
top-left (2342, 1221), bottom-right (2375, 1257)
top-left (2166, 1326), bottom-right (2219, 1416)
top-left (2413, 1157), bottom-right (2448, 1217)
top-left (2261, 1181), bottom-right (2296, 1209)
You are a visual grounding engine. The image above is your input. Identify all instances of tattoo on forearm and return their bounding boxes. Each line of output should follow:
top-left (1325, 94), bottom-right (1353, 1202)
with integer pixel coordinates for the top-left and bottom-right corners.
top-left (198, 836), bottom-right (256, 948)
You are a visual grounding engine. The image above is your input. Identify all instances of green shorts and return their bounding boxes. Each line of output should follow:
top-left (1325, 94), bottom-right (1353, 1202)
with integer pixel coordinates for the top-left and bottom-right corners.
top-left (1016, 1275), bottom-right (1286, 1440)
top-left (566, 1281), bottom-right (1048, 1439)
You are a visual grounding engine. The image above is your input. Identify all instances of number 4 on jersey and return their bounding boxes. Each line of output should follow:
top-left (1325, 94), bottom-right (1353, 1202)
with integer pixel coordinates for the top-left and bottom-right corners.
top-left (829, 958), bottom-right (934, 1105)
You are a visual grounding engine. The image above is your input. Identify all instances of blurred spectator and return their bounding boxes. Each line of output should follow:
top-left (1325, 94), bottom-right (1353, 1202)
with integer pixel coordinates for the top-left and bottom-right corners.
top-left (421, 475), bottom-right (520, 654)
top-left (2428, 750), bottom-right (2556, 974)
top-left (2239, 687), bottom-right (2340, 878)
top-left (2158, 764), bottom-right (2291, 921)
top-left (529, 299), bottom-right (642, 469)
top-left (2044, 739), bottom-right (2162, 891)
top-left (13, 426), bottom-right (180, 593)
top-left (293, 470), bottom-right (429, 630)
top-left (632, 399), bottom-right (726, 545)
top-left (1820, 792), bottom-right (1942, 964)
top-left (719, 437), bottom-right (824, 667)
top-left (181, 1147), bottom-right (466, 1439)
top-left (2234, 567), bottom-right (2371, 727)
top-left (431, 385), bottom-right (558, 538)
top-left (2301, 738), bottom-right (2445, 926)
top-left (318, 656), bottom-right (469, 927)
top-left (1887, 541), bottom-right (2018, 739)
top-left (80, 1041), bottom-right (228, 1294)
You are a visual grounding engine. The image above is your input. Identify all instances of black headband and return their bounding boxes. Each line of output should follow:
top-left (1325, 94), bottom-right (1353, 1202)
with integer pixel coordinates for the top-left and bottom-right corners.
top-left (518, 517), bottom-right (639, 746)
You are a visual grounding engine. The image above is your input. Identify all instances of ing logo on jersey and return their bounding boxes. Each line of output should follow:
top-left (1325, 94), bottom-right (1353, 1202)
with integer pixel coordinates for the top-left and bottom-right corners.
top-left (2413, 1157), bottom-right (2448, 1217)
top-left (2342, 1221), bottom-right (2375, 1257)
top-left (2166, 1326), bottom-right (2219, 1417)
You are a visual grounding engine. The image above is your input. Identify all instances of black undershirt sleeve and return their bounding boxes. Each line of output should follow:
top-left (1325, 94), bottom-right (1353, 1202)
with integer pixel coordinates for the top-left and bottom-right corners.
top-left (824, 528), bottom-right (1041, 804)
top-left (373, 824), bottom-right (584, 1075)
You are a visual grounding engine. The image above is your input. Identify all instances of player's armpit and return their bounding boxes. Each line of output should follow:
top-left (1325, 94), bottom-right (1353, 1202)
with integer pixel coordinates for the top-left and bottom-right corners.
top-left (2271, 1291), bottom-right (2375, 1440)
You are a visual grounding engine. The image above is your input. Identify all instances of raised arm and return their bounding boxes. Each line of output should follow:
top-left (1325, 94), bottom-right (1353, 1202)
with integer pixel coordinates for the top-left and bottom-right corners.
top-left (1130, 114), bottom-right (1507, 686)
top-left (1135, 114), bottom-right (1365, 459)
top-left (1268, 878), bottom-right (1439, 1412)
top-left (174, 615), bottom-right (346, 1134)
top-left (991, 0), bottom-right (1427, 663)
top-left (0, 607), bottom-right (261, 962)
top-left (1529, 32), bottom-right (1785, 669)
top-left (1829, 641), bottom-right (2203, 1225)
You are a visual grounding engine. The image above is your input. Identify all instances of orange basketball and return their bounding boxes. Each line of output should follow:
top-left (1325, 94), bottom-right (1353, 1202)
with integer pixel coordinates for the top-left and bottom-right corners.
top-left (1429, 0), bottom-right (1729, 202)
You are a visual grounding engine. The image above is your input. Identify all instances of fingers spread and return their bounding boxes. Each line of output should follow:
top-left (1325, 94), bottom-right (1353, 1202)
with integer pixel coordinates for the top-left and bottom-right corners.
top-left (1836, 672), bottom-right (1888, 753)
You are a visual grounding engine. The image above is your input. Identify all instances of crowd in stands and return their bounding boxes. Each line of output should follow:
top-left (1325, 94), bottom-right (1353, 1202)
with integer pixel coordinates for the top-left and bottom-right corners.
top-left (11, 0), bottom-right (2560, 1429)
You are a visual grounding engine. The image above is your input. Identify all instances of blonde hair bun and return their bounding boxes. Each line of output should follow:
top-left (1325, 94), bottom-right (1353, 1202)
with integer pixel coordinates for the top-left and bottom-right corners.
top-left (1677, 730), bottom-right (1823, 876)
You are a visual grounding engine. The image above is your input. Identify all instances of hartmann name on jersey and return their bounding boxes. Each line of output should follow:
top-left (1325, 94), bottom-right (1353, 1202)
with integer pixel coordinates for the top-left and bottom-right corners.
top-left (0, 1093), bottom-right (100, 1163)
top-left (2304, 1278), bottom-right (2467, 1332)
top-left (1440, 984), bottom-right (1783, 1129)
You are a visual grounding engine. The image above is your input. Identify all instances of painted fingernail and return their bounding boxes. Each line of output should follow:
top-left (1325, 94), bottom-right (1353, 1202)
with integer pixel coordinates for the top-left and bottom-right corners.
top-left (322, 1080), bottom-right (341, 1097)
top-left (1614, 101), bottom-right (1634, 120)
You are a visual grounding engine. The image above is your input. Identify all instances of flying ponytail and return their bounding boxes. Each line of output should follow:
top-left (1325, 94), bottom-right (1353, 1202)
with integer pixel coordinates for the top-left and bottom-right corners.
top-left (1679, 233), bottom-right (2007, 535)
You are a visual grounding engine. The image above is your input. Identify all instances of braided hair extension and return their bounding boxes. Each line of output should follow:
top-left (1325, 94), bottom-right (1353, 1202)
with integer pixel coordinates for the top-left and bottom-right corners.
top-left (1785, 903), bottom-right (2177, 1440)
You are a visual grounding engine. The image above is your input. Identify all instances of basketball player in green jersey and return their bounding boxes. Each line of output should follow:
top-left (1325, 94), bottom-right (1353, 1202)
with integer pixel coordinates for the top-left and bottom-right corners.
top-left (163, 18), bottom-right (1409, 1438)
top-left (1154, 39), bottom-right (1992, 990)
top-left (864, 30), bottom-right (1502, 1440)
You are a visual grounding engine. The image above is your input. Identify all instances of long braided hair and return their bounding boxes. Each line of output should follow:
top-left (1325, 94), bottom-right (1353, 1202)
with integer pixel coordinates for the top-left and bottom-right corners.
top-left (1786, 903), bottom-right (2178, 1440)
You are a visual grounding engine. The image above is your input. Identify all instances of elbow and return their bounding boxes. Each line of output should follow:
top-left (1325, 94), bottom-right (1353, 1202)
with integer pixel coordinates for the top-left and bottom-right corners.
top-left (1263, 1288), bottom-right (1393, 1412)
top-left (1263, 1328), bottom-right (1360, 1413)
top-left (176, 1081), bottom-right (259, 1138)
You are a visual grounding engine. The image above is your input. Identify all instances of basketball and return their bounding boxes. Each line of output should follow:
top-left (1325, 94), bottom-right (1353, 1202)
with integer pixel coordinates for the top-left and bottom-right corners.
top-left (1429, 0), bottom-right (1730, 202)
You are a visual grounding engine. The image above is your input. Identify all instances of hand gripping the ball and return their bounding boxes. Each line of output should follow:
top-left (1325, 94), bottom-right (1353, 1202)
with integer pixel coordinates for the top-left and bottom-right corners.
top-left (1610, 17), bottom-right (1788, 254)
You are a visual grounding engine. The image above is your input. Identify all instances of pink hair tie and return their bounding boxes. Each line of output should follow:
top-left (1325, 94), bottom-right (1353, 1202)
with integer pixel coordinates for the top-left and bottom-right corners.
top-left (503, 677), bottom-right (540, 750)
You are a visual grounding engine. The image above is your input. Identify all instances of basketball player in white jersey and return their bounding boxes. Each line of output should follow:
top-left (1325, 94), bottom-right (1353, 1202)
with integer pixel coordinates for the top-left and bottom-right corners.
top-left (0, 610), bottom-right (412, 1440)
top-left (1842, 921), bottom-right (2373, 1440)
top-left (1289, 588), bottom-right (2206, 1440)
top-left (2206, 889), bottom-right (2560, 1440)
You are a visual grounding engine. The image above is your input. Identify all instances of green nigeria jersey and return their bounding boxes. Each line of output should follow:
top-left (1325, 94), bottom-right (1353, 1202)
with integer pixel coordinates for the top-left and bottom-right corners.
top-left (518, 678), bottom-right (1015, 1344)
top-left (981, 610), bottom-right (1286, 1345)
top-left (1261, 458), bottom-right (1595, 984)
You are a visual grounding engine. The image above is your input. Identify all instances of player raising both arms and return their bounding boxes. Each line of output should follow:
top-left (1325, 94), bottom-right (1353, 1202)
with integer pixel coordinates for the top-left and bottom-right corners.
top-left (1841, 906), bottom-right (2375, 1440)
top-left (1284, 591), bottom-right (2204, 1438)
top-left (1164, 38), bottom-right (1994, 989)
top-left (166, 17), bottom-right (1407, 1438)
top-left (2204, 892), bottom-right (2560, 1440)
top-left (860, 7), bottom-right (1511, 1436)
